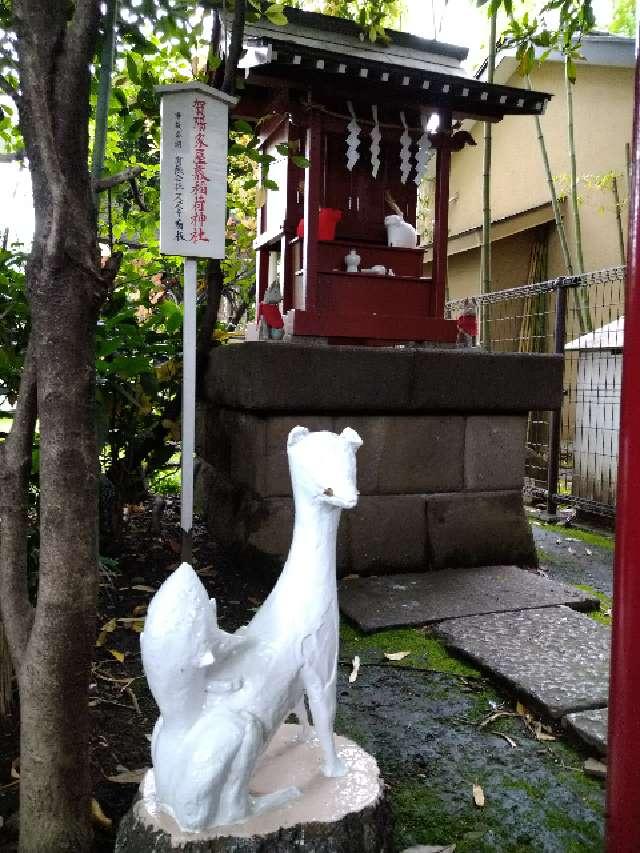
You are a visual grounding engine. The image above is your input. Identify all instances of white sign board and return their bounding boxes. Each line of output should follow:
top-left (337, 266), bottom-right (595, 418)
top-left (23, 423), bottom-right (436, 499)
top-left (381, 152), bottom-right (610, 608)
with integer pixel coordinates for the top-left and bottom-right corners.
top-left (157, 83), bottom-right (237, 259)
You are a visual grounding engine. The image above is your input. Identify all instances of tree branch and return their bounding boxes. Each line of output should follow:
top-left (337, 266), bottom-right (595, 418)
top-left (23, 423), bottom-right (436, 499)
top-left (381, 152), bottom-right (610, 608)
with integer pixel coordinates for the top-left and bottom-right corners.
top-left (58, 0), bottom-right (101, 102)
top-left (196, 257), bottom-right (224, 401)
top-left (222, 0), bottom-right (246, 95)
top-left (93, 165), bottom-right (143, 192)
top-left (0, 339), bottom-right (37, 670)
top-left (206, 9), bottom-right (222, 87)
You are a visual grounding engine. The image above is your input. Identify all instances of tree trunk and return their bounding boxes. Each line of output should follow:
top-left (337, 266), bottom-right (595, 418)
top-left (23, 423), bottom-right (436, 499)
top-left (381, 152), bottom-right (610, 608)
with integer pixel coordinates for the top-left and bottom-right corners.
top-left (17, 275), bottom-right (101, 852)
top-left (0, 2), bottom-right (114, 849)
top-left (196, 0), bottom-right (246, 401)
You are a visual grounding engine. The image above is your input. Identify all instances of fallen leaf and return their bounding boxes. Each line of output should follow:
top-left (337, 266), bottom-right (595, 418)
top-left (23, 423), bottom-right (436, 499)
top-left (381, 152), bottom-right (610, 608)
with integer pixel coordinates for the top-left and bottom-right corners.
top-left (534, 721), bottom-right (556, 742)
top-left (107, 768), bottom-right (146, 784)
top-left (116, 617), bottom-right (145, 632)
top-left (349, 655), bottom-right (361, 683)
top-left (131, 584), bottom-right (156, 593)
top-left (472, 783), bottom-right (485, 807)
top-left (492, 731), bottom-right (518, 748)
top-left (478, 711), bottom-right (518, 729)
top-left (584, 758), bottom-right (607, 779)
top-left (91, 798), bottom-right (112, 829)
top-left (411, 846), bottom-right (456, 853)
top-left (108, 649), bottom-right (125, 663)
top-left (96, 617), bottom-right (117, 647)
top-left (384, 651), bottom-right (411, 661)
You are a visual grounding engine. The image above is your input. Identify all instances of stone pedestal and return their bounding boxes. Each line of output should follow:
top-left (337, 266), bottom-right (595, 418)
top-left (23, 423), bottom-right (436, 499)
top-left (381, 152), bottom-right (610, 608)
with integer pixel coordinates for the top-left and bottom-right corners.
top-left (115, 725), bottom-right (391, 852)
top-left (201, 344), bottom-right (563, 574)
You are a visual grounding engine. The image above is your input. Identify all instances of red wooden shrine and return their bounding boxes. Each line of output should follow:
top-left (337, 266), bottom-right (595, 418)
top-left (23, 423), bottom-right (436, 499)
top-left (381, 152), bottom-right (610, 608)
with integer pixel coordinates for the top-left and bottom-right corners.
top-left (228, 7), bottom-right (552, 344)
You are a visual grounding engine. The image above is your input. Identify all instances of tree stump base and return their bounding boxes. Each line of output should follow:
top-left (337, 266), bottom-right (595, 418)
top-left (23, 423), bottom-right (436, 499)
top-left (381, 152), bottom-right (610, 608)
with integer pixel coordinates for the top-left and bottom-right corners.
top-left (115, 724), bottom-right (391, 852)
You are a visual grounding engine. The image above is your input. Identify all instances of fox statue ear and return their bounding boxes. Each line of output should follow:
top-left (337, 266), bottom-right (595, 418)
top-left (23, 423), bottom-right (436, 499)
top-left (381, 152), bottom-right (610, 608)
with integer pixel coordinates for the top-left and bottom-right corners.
top-left (341, 427), bottom-right (363, 451)
top-left (287, 426), bottom-right (310, 447)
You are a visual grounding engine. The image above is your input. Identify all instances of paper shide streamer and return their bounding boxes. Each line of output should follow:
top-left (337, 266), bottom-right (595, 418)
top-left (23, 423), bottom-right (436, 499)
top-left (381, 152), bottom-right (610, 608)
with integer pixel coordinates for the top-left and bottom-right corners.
top-left (346, 100), bottom-right (361, 171)
top-left (414, 108), bottom-right (433, 186)
top-left (370, 105), bottom-right (381, 178)
top-left (399, 110), bottom-right (413, 184)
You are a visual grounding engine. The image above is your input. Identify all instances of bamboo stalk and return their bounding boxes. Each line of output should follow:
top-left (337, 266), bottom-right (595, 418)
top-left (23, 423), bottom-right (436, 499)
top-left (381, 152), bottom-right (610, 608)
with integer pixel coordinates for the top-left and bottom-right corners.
top-left (526, 76), bottom-right (574, 276)
top-left (612, 175), bottom-right (626, 264)
top-left (565, 58), bottom-right (592, 333)
top-left (481, 10), bottom-right (497, 350)
top-left (91, 0), bottom-right (119, 189)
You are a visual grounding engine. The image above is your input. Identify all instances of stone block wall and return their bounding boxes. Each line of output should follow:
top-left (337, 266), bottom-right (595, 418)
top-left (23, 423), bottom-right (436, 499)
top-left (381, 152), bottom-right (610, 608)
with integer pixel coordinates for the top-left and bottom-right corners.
top-left (201, 344), bottom-right (563, 575)
top-left (199, 410), bottom-right (536, 575)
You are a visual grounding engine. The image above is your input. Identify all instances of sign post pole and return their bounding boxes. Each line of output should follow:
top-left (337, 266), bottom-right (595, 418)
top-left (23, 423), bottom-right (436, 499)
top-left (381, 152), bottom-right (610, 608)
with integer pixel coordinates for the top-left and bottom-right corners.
top-left (156, 82), bottom-right (238, 565)
top-left (180, 256), bottom-right (198, 562)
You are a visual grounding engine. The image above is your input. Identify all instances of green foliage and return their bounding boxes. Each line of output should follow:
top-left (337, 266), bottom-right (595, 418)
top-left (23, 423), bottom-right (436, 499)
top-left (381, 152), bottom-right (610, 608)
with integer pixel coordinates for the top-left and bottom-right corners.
top-left (0, 246), bottom-right (28, 403)
top-left (610, 0), bottom-right (636, 36)
top-left (478, 0), bottom-right (596, 82)
top-left (299, 0), bottom-right (403, 41)
top-left (0, 0), bottom-right (404, 503)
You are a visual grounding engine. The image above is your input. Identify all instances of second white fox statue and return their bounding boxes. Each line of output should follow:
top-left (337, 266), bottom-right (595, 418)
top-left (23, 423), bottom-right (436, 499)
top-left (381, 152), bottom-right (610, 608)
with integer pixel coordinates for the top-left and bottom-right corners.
top-left (140, 426), bottom-right (363, 831)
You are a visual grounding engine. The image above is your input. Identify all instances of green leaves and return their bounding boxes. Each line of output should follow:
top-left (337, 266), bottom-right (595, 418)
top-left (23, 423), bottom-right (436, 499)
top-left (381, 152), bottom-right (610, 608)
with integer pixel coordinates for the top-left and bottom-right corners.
top-left (487, 0), bottom-right (596, 82)
top-left (265, 4), bottom-right (288, 25)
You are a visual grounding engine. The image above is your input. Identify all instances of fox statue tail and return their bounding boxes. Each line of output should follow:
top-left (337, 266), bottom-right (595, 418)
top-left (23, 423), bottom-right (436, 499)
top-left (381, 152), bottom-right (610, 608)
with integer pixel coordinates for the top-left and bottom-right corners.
top-left (140, 562), bottom-right (231, 718)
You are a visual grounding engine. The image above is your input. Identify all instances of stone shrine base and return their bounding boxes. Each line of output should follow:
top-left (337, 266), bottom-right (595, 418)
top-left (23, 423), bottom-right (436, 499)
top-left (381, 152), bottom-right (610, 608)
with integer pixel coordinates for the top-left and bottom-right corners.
top-left (115, 724), bottom-right (391, 852)
top-left (201, 344), bottom-right (564, 573)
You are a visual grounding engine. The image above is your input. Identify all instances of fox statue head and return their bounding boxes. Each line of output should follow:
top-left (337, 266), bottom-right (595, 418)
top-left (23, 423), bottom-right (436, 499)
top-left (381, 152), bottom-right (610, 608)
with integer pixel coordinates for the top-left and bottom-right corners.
top-left (287, 426), bottom-right (362, 511)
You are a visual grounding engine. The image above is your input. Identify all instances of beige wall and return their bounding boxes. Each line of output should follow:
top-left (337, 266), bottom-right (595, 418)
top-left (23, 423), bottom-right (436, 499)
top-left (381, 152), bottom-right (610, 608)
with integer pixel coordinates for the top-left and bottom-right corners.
top-left (444, 229), bottom-right (536, 300)
top-left (440, 59), bottom-right (633, 302)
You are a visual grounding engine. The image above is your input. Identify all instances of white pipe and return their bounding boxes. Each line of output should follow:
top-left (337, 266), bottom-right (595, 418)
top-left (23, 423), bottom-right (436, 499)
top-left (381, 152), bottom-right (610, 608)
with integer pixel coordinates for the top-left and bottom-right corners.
top-left (181, 257), bottom-right (197, 539)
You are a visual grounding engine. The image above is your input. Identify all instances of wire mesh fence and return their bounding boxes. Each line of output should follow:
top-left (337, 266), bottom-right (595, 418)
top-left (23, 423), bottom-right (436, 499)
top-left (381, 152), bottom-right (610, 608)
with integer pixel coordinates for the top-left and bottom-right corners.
top-left (446, 266), bottom-right (626, 518)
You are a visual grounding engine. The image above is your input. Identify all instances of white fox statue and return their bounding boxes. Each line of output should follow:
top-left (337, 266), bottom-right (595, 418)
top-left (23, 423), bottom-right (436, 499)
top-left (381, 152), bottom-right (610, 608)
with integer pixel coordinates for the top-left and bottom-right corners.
top-left (140, 426), bottom-right (362, 831)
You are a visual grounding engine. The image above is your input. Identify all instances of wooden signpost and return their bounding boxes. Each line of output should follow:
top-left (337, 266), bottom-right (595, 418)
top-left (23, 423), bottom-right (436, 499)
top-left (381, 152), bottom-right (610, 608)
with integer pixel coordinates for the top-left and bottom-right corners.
top-left (156, 82), bottom-right (237, 561)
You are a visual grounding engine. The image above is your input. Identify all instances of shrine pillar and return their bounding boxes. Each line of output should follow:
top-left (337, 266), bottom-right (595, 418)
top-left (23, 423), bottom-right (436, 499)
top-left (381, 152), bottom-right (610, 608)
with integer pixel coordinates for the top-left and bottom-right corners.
top-left (432, 110), bottom-right (452, 315)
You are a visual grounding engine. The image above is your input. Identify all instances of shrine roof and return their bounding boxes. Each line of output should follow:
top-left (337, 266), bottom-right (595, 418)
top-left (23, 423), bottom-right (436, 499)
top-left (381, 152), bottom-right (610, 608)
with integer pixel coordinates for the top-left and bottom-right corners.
top-left (233, 7), bottom-right (552, 120)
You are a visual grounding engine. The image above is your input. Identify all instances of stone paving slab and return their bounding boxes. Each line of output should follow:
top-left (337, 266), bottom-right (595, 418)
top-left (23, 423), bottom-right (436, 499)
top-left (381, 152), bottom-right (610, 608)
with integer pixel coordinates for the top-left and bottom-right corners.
top-left (338, 566), bottom-right (599, 633)
top-left (563, 707), bottom-right (608, 756)
top-left (434, 607), bottom-right (610, 719)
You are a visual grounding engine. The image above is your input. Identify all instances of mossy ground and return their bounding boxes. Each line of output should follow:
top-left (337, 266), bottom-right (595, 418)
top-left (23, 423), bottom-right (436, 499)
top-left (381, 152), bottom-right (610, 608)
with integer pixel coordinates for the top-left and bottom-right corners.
top-left (338, 623), bottom-right (605, 852)
top-left (574, 585), bottom-right (613, 627)
top-left (340, 621), bottom-right (481, 678)
top-left (531, 520), bottom-right (614, 552)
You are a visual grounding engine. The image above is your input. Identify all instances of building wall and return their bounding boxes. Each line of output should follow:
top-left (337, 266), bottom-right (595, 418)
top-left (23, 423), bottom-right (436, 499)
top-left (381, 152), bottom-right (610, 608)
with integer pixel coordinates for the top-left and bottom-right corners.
top-left (439, 57), bottom-right (633, 302)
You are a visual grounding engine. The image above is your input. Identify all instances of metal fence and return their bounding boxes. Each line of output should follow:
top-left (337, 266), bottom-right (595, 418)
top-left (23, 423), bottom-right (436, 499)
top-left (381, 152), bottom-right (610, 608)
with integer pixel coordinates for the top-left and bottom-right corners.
top-left (446, 266), bottom-right (626, 519)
